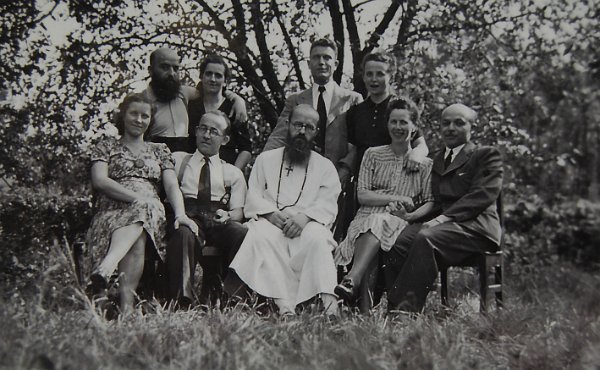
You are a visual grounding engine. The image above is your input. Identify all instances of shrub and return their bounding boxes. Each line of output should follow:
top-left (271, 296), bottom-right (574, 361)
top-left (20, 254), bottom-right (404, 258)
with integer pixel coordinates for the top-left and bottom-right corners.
top-left (504, 196), bottom-right (600, 272)
top-left (0, 186), bottom-right (92, 295)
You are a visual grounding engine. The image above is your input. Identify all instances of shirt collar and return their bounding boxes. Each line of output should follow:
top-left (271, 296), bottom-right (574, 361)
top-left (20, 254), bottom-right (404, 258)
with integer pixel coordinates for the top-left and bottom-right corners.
top-left (445, 144), bottom-right (466, 158)
top-left (366, 94), bottom-right (393, 109)
top-left (312, 79), bottom-right (336, 94)
top-left (192, 150), bottom-right (220, 164)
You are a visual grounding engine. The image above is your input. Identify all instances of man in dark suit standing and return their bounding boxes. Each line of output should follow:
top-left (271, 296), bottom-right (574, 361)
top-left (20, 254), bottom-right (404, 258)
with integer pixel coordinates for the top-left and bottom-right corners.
top-left (384, 103), bottom-right (503, 313)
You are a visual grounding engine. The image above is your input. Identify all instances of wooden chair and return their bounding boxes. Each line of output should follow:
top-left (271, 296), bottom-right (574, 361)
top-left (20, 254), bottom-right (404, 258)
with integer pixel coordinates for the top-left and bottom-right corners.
top-left (438, 193), bottom-right (505, 312)
top-left (439, 251), bottom-right (503, 312)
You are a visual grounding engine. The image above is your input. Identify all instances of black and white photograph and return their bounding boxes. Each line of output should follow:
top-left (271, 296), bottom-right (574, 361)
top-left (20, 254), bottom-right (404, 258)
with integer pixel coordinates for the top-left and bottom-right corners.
top-left (1, 0), bottom-right (598, 368)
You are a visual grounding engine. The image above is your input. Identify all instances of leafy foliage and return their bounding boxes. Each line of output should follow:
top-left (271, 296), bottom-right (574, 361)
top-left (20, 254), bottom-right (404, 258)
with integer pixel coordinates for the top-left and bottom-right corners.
top-left (0, 1), bottom-right (599, 288)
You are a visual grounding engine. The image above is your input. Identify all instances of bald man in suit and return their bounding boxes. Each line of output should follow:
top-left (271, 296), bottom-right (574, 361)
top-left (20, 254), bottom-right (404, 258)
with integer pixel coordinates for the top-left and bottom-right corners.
top-left (384, 103), bottom-right (503, 313)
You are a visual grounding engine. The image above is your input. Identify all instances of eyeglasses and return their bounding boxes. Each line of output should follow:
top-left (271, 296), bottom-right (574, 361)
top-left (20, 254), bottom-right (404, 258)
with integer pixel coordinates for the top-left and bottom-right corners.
top-left (441, 118), bottom-right (469, 127)
top-left (196, 125), bottom-right (223, 137)
top-left (291, 122), bottom-right (317, 133)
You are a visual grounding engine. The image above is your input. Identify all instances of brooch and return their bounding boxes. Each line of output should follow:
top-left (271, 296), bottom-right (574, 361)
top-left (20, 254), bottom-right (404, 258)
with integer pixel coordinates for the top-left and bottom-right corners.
top-left (134, 159), bottom-right (146, 168)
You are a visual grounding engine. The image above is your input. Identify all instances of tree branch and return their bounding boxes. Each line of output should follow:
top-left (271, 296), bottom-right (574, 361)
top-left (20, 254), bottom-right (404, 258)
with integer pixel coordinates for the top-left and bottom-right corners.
top-left (341, 0), bottom-right (363, 93)
top-left (363, 0), bottom-right (403, 54)
top-left (327, 0), bottom-right (345, 84)
top-left (396, 0), bottom-right (417, 46)
top-left (192, 0), bottom-right (233, 41)
top-left (250, 0), bottom-right (284, 110)
top-left (272, 0), bottom-right (305, 90)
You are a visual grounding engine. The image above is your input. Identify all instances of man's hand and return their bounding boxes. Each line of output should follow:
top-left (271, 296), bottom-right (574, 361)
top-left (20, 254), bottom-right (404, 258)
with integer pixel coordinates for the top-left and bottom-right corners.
top-left (174, 214), bottom-right (199, 235)
top-left (282, 213), bottom-right (310, 239)
top-left (406, 150), bottom-right (425, 172)
top-left (422, 215), bottom-right (453, 229)
top-left (213, 209), bottom-right (231, 225)
top-left (337, 165), bottom-right (351, 185)
top-left (264, 211), bottom-right (289, 229)
top-left (224, 90), bottom-right (248, 122)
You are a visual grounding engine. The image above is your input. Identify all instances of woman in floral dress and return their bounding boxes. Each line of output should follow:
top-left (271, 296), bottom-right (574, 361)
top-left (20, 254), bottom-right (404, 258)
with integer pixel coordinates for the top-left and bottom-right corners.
top-left (334, 98), bottom-right (434, 311)
top-left (87, 93), bottom-right (197, 314)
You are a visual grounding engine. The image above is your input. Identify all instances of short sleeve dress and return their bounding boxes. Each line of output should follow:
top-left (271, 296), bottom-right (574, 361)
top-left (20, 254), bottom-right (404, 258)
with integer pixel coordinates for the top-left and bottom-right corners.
top-left (86, 138), bottom-right (175, 266)
top-left (334, 145), bottom-right (433, 266)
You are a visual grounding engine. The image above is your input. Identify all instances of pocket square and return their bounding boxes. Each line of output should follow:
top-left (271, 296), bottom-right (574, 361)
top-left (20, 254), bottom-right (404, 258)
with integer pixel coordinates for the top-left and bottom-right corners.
top-left (458, 172), bottom-right (467, 176)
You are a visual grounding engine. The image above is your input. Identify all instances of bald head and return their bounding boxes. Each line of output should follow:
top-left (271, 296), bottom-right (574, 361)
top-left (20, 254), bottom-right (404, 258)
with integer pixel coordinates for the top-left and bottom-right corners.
top-left (289, 104), bottom-right (320, 125)
top-left (440, 103), bottom-right (477, 148)
top-left (150, 47), bottom-right (179, 67)
top-left (441, 104), bottom-right (477, 122)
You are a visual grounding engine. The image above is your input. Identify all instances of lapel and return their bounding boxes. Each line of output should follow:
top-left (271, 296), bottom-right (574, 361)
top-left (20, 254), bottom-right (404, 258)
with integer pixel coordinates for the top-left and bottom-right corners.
top-left (327, 83), bottom-right (348, 125)
top-left (433, 142), bottom-right (476, 176)
top-left (444, 142), bottom-right (475, 175)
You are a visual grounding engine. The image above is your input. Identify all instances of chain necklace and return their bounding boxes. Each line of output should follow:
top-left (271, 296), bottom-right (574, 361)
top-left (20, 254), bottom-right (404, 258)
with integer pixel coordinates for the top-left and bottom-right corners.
top-left (276, 149), bottom-right (309, 211)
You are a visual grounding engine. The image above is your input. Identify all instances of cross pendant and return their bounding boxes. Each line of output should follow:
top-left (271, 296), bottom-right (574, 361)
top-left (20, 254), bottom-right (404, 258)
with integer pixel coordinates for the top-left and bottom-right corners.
top-left (285, 164), bottom-right (294, 176)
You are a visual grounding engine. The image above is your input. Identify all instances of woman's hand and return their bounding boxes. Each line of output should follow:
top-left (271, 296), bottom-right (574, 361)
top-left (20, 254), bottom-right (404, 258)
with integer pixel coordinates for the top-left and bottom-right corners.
top-left (394, 196), bottom-right (414, 211)
top-left (406, 150), bottom-right (425, 172)
top-left (174, 214), bottom-right (199, 235)
top-left (386, 201), bottom-right (412, 222)
top-left (224, 90), bottom-right (248, 122)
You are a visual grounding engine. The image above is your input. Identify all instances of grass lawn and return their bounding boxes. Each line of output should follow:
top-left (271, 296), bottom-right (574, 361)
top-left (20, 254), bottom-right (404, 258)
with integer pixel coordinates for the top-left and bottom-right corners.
top-left (1, 259), bottom-right (599, 369)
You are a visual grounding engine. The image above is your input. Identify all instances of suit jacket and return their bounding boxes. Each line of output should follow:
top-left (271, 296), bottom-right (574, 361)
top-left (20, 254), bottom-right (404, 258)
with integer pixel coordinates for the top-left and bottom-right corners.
top-left (263, 83), bottom-right (363, 171)
top-left (431, 142), bottom-right (503, 245)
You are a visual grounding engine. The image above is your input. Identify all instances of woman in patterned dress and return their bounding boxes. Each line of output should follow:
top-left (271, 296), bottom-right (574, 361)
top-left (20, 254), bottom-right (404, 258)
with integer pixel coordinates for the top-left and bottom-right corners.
top-left (334, 98), bottom-right (435, 310)
top-left (87, 93), bottom-right (198, 314)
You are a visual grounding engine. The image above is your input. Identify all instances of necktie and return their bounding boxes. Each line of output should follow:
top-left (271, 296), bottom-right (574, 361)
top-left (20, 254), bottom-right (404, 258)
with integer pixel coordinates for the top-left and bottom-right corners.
top-left (444, 150), bottom-right (453, 170)
top-left (315, 85), bottom-right (327, 153)
top-left (197, 156), bottom-right (211, 204)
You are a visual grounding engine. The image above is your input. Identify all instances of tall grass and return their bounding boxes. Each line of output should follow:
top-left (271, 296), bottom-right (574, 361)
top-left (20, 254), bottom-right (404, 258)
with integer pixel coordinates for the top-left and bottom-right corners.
top-left (1, 243), bottom-right (599, 369)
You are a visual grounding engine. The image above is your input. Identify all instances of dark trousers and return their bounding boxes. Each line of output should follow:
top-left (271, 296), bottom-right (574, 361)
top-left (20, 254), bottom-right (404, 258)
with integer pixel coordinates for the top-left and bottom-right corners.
top-left (166, 217), bottom-right (247, 305)
top-left (384, 222), bottom-right (497, 312)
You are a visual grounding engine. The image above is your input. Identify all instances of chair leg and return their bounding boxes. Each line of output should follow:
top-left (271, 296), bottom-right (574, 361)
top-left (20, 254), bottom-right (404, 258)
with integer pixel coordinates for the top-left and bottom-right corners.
top-left (479, 263), bottom-right (488, 313)
top-left (440, 267), bottom-right (449, 307)
top-left (495, 264), bottom-right (503, 308)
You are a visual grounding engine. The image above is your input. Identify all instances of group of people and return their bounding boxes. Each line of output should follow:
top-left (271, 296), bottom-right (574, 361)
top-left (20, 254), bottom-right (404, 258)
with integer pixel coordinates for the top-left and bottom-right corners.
top-left (85, 38), bottom-right (504, 320)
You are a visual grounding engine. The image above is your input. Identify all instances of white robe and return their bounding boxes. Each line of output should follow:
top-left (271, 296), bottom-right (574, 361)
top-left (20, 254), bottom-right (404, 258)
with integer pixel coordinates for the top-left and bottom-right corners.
top-left (230, 148), bottom-right (341, 306)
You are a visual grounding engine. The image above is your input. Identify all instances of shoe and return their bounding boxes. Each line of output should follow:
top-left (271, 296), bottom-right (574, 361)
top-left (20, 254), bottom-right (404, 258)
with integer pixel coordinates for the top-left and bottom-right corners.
top-left (279, 311), bottom-right (296, 321)
top-left (86, 272), bottom-right (108, 297)
top-left (334, 277), bottom-right (356, 302)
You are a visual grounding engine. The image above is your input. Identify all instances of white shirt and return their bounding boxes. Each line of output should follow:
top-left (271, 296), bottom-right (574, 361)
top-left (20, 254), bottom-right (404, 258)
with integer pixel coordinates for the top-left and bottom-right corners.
top-left (444, 143), bottom-right (466, 164)
top-left (177, 151), bottom-right (225, 201)
top-left (311, 80), bottom-right (336, 114)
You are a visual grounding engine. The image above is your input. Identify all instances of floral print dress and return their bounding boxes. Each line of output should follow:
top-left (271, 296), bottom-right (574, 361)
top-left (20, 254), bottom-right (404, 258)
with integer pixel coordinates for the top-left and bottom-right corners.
top-left (86, 137), bottom-right (174, 265)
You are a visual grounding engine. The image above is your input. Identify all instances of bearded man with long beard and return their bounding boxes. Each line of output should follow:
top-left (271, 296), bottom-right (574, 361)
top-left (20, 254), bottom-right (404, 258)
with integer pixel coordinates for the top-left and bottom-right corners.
top-left (228, 104), bottom-right (341, 319)
top-left (141, 47), bottom-right (247, 163)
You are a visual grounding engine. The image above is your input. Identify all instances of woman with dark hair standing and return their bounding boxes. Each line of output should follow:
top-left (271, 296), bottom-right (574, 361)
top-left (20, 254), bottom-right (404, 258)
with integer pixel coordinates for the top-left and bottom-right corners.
top-left (188, 54), bottom-right (252, 170)
top-left (87, 93), bottom-right (197, 315)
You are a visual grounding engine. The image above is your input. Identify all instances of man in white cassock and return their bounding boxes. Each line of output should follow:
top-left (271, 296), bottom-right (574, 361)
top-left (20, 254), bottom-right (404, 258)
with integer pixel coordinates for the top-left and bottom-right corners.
top-left (229, 104), bottom-right (341, 317)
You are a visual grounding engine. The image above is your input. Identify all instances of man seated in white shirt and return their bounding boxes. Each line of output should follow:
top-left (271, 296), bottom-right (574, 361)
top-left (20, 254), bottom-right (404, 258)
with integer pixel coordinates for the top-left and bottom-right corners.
top-left (165, 111), bottom-right (247, 307)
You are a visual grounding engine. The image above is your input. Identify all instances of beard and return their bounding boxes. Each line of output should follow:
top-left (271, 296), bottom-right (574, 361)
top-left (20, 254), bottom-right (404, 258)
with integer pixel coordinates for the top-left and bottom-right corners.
top-left (285, 131), bottom-right (313, 164)
top-left (150, 72), bottom-right (181, 102)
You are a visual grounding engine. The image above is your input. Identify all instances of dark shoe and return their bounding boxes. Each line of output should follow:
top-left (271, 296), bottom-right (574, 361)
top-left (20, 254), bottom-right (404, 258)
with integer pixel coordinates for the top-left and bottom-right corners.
top-left (334, 277), bottom-right (356, 302)
top-left (86, 273), bottom-right (108, 297)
